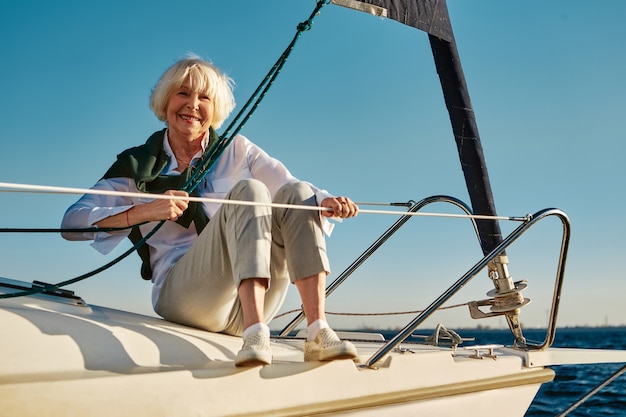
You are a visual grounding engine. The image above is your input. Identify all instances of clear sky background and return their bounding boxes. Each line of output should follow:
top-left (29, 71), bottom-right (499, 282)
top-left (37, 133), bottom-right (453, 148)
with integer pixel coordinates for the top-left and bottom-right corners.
top-left (1, 1), bottom-right (624, 333)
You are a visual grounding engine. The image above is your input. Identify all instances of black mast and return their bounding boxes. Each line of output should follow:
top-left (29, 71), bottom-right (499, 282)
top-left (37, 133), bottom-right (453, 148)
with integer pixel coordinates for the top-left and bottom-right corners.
top-left (428, 33), bottom-right (504, 255)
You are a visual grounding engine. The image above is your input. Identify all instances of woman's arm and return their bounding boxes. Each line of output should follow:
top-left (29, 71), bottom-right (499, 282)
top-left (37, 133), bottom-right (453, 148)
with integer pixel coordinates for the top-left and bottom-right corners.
top-left (94, 189), bottom-right (189, 228)
top-left (61, 177), bottom-right (135, 241)
top-left (61, 178), bottom-right (189, 256)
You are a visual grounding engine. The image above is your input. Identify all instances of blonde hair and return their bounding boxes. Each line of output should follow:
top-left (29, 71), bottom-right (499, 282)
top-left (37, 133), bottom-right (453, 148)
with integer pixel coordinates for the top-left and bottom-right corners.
top-left (150, 55), bottom-right (235, 129)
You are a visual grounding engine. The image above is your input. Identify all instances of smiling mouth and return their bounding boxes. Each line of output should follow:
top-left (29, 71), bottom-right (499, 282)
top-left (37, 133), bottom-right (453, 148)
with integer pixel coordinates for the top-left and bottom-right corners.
top-left (180, 114), bottom-right (202, 123)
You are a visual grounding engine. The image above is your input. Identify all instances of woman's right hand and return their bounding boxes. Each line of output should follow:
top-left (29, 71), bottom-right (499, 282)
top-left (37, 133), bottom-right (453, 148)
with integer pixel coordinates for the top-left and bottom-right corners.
top-left (136, 190), bottom-right (189, 222)
top-left (95, 190), bottom-right (189, 229)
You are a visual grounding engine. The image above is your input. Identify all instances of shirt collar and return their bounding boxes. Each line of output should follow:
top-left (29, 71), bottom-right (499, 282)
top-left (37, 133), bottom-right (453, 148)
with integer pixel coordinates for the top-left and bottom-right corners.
top-left (162, 129), bottom-right (209, 172)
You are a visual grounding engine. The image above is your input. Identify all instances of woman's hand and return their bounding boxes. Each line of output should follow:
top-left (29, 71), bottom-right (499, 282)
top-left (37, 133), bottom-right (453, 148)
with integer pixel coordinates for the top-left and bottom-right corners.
top-left (321, 197), bottom-right (359, 219)
top-left (95, 190), bottom-right (189, 228)
top-left (134, 190), bottom-right (189, 223)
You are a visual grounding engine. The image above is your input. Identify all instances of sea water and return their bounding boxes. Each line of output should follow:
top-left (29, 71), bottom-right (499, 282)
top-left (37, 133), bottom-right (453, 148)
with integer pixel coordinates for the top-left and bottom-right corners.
top-left (523, 327), bottom-right (625, 417)
top-left (384, 327), bottom-right (626, 416)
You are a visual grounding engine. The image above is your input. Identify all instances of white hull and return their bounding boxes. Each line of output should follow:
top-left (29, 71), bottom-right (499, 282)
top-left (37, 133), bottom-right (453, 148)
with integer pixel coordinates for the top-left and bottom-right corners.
top-left (0, 290), bottom-right (560, 417)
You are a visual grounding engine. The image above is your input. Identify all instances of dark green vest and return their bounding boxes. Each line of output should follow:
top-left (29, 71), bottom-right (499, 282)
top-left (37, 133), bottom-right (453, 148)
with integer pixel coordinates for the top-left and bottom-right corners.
top-left (103, 128), bottom-right (217, 279)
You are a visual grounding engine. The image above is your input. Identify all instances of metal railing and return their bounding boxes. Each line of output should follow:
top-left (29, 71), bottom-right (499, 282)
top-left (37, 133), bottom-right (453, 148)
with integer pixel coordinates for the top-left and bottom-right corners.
top-left (364, 207), bottom-right (571, 367)
top-left (279, 195), bottom-right (480, 337)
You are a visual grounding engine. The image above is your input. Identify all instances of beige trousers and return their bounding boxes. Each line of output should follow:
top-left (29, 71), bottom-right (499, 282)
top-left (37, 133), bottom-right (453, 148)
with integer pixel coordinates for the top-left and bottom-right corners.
top-left (155, 179), bottom-right (330, 336)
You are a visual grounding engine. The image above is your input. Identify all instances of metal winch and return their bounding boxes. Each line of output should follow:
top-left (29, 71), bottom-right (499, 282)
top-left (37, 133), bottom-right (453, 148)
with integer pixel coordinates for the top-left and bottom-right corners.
top-left (468, 255), bottom-right (531, 345)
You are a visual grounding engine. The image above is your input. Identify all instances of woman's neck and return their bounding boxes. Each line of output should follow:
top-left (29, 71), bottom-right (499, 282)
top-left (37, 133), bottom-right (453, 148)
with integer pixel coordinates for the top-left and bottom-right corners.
top-left (168, 130), bottom-right (205, 171)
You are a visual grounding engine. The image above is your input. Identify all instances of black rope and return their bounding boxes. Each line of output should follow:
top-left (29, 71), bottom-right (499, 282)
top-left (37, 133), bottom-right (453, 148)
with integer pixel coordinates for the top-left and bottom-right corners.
top-left (0, 0), bottom-right (330, 300)
top-left (0, 224), bottom-right (163, 299)
top-left (1, 227), bottom-right (130, 234)
top-left (182, 0), bottom-right (329, 194)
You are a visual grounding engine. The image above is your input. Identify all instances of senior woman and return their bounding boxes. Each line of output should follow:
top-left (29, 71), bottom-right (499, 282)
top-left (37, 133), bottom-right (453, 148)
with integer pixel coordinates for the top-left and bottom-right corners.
top-left (61, 55), bottom-right (358, 366)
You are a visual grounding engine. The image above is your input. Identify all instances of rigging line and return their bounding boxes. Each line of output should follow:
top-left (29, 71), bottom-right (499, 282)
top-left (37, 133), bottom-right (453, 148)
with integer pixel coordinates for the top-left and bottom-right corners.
top-left (0, 182), bottom-right (529, 222)
top-left (1, 227), bottom-right (129, 234)
top-left (218, 0), bottom-right (328, 141)
top-left (182, 0), bottom-right (329, 193)
top-left (0, 221), bottom-right (164, 300)
top-left (273, 302), bottom-right (470, 319)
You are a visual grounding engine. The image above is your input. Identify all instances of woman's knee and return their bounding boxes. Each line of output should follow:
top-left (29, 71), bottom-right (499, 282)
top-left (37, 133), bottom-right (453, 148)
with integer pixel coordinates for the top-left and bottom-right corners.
top-left (275, 181), bottom-right (314, 205)
top-left (230, 179), bottom-right (271, 202)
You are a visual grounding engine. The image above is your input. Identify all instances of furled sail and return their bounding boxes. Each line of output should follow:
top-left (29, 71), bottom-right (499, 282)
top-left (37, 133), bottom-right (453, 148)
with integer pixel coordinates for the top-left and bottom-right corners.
top-left (331, 0), bottom-right (453, 42)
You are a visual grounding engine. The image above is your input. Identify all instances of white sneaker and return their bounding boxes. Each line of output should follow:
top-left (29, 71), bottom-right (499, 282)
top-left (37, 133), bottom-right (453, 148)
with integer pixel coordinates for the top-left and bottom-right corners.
top-left (235, 330), bottom-right (272, 367)
top-left (304, 328), bottom-right (357, 362)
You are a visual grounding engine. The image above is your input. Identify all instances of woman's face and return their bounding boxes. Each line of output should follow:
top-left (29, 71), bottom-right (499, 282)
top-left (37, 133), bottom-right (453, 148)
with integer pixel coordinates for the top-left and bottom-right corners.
top-left (166, 80), bottom-right (214, 142)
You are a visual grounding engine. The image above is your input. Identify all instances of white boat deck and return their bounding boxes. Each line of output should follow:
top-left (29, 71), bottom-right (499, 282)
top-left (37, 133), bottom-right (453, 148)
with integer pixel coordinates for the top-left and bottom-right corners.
top-left (0, 290), bottom-right (549, 416)
top-left (1, 283), bottom-right (624, 416)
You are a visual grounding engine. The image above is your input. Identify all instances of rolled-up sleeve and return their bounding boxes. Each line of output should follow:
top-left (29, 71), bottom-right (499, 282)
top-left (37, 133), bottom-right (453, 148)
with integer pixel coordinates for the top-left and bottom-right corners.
top-left (61, 178), bottom-right (135, 254)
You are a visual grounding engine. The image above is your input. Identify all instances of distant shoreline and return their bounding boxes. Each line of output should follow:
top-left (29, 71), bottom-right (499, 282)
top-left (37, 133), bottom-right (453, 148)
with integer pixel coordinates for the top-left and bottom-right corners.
top-left (348, 325), bottom-right (626, 332)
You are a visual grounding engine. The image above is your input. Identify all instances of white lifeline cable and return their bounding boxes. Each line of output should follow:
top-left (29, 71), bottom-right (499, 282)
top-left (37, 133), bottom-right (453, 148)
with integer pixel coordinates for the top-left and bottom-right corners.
top-left (0, 181), bottom-right (526, 222)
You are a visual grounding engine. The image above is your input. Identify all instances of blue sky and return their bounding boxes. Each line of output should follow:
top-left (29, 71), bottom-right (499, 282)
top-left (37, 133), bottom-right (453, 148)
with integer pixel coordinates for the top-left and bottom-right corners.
top-left (1, 1), bottom-right (624, 332)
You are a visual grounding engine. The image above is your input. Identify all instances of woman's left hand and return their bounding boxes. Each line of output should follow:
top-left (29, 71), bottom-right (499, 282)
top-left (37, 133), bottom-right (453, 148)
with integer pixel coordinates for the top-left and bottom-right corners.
top-left (321, 197), bottom-right (359, 218)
